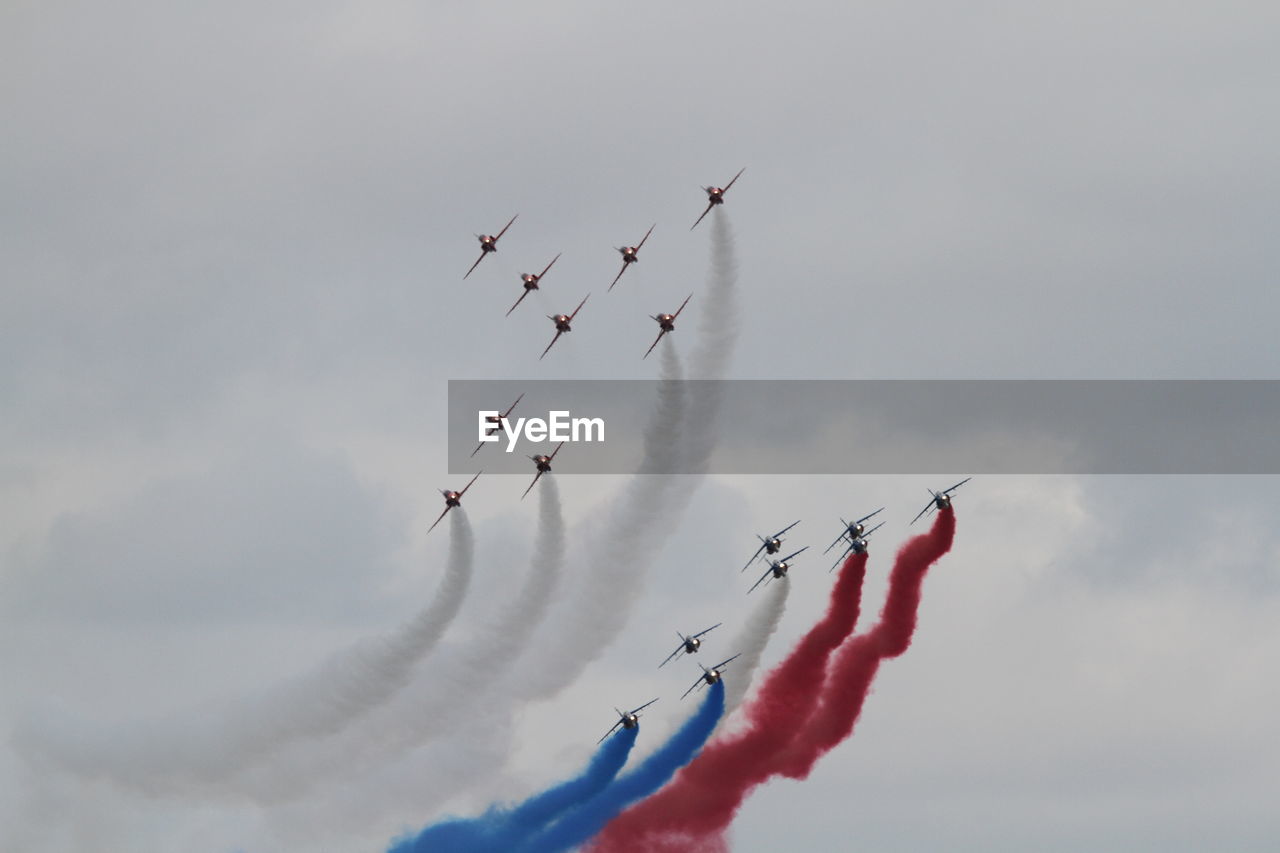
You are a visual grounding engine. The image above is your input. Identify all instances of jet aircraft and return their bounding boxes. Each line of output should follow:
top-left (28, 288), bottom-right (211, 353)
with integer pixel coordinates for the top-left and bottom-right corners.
top-left (659, 623), bottom-right (722, 668)
top-left (742, 520), bottom-right (801, 571)
top-left (506, 253), bottom-right (561, 316)
top-left (427, 472), bottom-right (481, 533)
top-left (471, 393), bottom-right (525, 457)
top-left (748, 546), bottom-right (809, 594)
top-left (681, 654), bottom-right (742, 699)
top-left (824, 507), bottom-right (885, 564)
top-left (609, 224), bottom-right (655, 291)
top-left (540, 294), bottom-right (590, 360)
top-left (691, 167), bottom-right (745, 229)
top-left (464, 214), bottom-right (518, 279)
top-left (911, 478), bottom-right (972, 524)
top-left (597, 698), bottom-right (659, 743)
top-left (828, 521), bottom-right (884, 571)
top-left (643, 294), bottom-right (692, 359)
top-left (522, 441), bottom-right (565, 498)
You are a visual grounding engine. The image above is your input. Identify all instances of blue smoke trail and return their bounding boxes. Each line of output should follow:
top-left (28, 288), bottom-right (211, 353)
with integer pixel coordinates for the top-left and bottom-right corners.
top-left (387, 726), bottom-right (638, 853)
top-left (513, 680), bottom-right (726, 853)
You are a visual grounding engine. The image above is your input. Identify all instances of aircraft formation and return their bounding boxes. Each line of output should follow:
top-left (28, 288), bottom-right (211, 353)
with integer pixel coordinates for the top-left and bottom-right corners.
top-left (466, 174), bottom-right (732, 360)
top-left (433, 171), bottom-right (747, 514)
top-left (449, 172), bottom-right (971, 730)
top-left (585, 489), bottom-right (967, 744)
top-left (399, 172), bottom-right (972, 851)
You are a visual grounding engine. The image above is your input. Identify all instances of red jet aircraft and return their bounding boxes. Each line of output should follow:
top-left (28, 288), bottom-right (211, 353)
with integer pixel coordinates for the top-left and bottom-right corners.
top-left (428, 472), bottom-right (481, 533)
top-left (464, 214), bottom-right (518, 279)
top-left (471, 393), bottom-right (525, 457)
top-left (609, 224), bottom-right (655, 291)
top-left (643, 294), bottom-right (693, 359)
top-left (506, 254), bottom-right (561, 316)
top-left (691, 167), bottom-right (745, 230)
top-left (540, 294), bottom-right (590, 360)
top-left (522, 441), bottom-right (565, 498)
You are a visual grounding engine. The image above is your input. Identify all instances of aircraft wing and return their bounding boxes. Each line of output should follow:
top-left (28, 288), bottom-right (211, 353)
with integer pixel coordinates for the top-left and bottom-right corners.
top-left (495, 213), bottom-right (518, 241)
top-left (636, 223), bottom-right (655, 249)
top-left (828, 543), bottom-right (854, 572)
top-left (457, 472), bottom-right (481, 498)
top-left (779, 546), bottom-right (809, 563)
top-left (855, 507), bottom-right (885, 525)
top-left (522, 469), bottom-right (545, 499)
top-left (747, 566), bottom-right (773, 594)
top-left (823, 527), bottom-right (850, 554)
top-left (643, 329), bottom-right (667, 359)
top-left (659, 643), bottom-right (684, 668)
top-left (671, 294), bottom-right (692, 320)
top-left (426, 505), bottom-right (452, 534)
top-left (910, 497), bottom-right (935, 525)
top-left (538, 253), bottom-right (561, 279)
top-left (630, 697), bottom-right (659, 715)
top-left (501, 393), bottom-right (525, 419)
top-left (506, 289), bottom-right (532, 316)
top-left (681, 677), bottom-right (705, 700)
top-left (722, 167), bottom-right (745, 193)
top-left (597, 717), bottom-right (624, 744)
top-left (943, 477), bottom-right (972, 495)
top-left (691, 623), bottom-right (721, 640)
top-left (741, 541), bottom-right (767, 572)
top-left (463, 251), bottom-right (486, 280)
top-left (771, 520), bottom-right (801, 540)
top-left (568, 294), bottom-right (590, 321)
top-left (691, 200), bottom-right (714, 230)
top-left (540, 330), bottom-right (564, 360)
top-left (714, 653), bottom-right (742, 670)
top-left (609, 262), bottom-right (628, 291)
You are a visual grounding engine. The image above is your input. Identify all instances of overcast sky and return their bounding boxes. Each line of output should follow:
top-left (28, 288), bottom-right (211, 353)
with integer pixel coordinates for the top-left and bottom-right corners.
top-left (3, 2), bottom-right (1279, 852)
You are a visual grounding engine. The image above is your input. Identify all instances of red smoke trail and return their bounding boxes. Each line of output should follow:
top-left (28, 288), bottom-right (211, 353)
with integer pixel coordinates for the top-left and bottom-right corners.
top-left (773, 506), bottom-right (954, 781)
top-left (589, 508), bottom-right (955, 853)
top-left (586, 551), bottom-right (869, 852)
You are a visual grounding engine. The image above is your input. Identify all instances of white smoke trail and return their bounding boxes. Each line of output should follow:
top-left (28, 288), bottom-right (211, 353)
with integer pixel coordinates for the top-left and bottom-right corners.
top-left (510, 209), bottom-right (741, 701)
top-left (622, 576), bottom-right (790, 764)
top-left (509, 342), bottom-right (686, 700)
top-left (721, 578), bottom-right (790, 722)
top-left (216, 475), bottom-right (569, 801)
top-left (21, 210), bottom-right (744, 821)
top-left (19, 509), bottom-right (476, 794)
top-left (394, 215), bottom-right (743, 820)
top-left (218, 344), bottom-right (696, 820)
top-left (690, 209), bottom-right (740, 382)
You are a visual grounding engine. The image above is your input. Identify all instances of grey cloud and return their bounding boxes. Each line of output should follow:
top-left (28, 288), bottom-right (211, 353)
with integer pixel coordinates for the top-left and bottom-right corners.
top-left (4, 440), bottom-right (408, 625)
